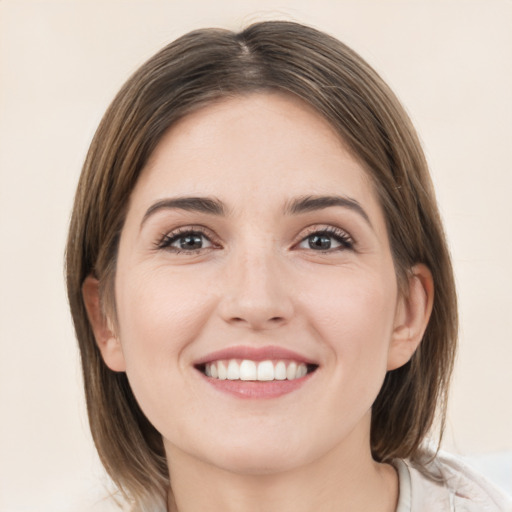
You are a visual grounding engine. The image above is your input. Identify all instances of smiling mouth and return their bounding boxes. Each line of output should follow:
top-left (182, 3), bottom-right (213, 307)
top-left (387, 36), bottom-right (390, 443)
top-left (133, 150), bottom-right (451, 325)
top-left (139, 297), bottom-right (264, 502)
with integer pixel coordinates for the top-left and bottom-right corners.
top-left (196, 359), bottom-right (318, 382)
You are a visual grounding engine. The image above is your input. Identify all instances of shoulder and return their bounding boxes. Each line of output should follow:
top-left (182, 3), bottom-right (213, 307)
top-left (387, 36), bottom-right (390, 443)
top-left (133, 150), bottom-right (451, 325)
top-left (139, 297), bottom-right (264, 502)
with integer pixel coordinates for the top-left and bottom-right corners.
top-left (394, 449), bottom-right (512, 512)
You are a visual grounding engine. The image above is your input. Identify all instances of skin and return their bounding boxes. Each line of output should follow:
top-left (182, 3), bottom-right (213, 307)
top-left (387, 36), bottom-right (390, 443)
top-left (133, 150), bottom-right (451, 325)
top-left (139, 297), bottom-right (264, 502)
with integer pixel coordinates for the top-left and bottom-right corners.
top-left (84, 92), bottom-right (433, 512)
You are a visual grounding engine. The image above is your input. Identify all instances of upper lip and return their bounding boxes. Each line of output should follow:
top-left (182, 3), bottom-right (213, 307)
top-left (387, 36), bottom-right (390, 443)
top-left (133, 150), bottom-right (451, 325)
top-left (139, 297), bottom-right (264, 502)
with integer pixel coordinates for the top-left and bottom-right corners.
top-left (194, 345), bottom-right (318, 366)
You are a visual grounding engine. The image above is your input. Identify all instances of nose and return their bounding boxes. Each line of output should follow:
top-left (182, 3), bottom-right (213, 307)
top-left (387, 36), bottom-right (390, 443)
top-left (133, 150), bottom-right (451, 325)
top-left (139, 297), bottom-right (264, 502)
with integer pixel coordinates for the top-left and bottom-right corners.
top-left (218, 249), bottom-right (294, 331)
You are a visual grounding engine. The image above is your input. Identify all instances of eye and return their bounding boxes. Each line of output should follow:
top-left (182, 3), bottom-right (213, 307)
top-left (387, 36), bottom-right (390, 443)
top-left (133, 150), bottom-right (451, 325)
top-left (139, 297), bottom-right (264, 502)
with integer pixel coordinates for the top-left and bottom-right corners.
top-left (157, 228), bottom-right (216, 253)
top-left (297, 227), bottom-right (354, 252)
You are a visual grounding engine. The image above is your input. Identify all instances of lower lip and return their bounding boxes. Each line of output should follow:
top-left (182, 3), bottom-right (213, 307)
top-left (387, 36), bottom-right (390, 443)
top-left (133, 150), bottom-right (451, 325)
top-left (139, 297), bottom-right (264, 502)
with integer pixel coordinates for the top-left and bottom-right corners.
top-left (201, 373), bottom-right (314, 399)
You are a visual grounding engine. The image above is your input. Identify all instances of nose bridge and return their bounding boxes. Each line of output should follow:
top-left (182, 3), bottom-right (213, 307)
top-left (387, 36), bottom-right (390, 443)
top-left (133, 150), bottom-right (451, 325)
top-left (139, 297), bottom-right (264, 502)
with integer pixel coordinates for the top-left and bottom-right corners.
top-left (219, 238), bottom-right (293, 329)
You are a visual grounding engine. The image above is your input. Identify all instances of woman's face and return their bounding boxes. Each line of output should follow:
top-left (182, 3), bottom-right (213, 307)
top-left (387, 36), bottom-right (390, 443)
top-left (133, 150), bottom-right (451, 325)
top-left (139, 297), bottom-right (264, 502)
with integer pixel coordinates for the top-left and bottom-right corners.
top-left (103, 93), bottom-right (413, 474)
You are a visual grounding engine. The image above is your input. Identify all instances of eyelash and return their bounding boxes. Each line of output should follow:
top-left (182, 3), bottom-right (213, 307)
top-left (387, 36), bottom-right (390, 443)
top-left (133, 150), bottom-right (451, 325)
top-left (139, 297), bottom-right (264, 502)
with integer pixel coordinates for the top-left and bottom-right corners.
top-left (297, 226), bottom-right (354, 252)
top-left (156, 226), bottom-right (218, 254)
top-left (155, 225), bottom-right (354, 254)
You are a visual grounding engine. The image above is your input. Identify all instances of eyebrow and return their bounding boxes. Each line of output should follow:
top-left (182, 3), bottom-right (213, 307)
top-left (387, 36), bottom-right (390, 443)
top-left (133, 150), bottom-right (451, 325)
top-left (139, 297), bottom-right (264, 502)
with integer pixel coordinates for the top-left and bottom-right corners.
top-left (141, 194), bottom-right (372, 228)
top-left (285, 195), bottom-right (372, 226)
top-left (141, 196), bottom-right (226, 227)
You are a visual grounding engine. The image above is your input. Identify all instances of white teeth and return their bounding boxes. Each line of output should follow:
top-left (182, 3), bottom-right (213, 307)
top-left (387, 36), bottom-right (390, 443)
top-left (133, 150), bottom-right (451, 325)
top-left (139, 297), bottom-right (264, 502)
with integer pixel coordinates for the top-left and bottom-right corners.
top-left (296, 363), bottom-right (307, 378)
top-left (240, 360), bottom-right (257, 380)
top-left (275, 361), bottom-right (287, 380)
top-left (227, 360), bottom-right (240, 380)
top-left (286, 361), bottom-right (297, 380)
top-left (257, 360), bottom-right (274, 381)
top-left (204, 360), bottom-right (311, 382)
top-left (217, 361), bottom-right (227, 380)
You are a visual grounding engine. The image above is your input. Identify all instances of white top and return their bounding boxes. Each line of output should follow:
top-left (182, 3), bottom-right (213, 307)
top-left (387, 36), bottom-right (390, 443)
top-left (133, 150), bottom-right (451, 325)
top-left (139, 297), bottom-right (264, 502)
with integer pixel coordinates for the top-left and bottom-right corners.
top-left (394, 451), bottom-right (512, 511)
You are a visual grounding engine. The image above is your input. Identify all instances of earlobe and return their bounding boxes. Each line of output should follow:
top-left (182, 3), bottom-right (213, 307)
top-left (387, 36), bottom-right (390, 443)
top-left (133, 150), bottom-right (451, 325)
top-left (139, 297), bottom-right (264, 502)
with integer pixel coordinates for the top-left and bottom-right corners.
top-left (387, 264), bottom-right (434, 371)
top-left (82, 275), bottom-right (126, 372)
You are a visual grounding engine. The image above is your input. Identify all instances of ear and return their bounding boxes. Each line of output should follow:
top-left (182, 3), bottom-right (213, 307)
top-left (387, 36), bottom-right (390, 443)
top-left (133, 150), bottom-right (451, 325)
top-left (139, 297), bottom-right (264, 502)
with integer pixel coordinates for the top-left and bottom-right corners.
top-left (387, 264), bottom-right (434, 371)
top-left (82, 275), bottom-right (126, 372)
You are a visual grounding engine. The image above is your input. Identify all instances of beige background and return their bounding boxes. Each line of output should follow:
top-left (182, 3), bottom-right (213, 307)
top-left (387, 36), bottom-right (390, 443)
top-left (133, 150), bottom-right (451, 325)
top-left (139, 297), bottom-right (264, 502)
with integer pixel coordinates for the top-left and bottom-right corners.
top-left (1, 1), bottom-right (511, 510)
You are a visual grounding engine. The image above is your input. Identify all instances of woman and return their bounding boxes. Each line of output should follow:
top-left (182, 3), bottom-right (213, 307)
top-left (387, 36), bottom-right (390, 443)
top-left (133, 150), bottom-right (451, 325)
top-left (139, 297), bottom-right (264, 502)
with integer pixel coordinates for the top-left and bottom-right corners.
top-left (66, 21), bottom-right (511, 512)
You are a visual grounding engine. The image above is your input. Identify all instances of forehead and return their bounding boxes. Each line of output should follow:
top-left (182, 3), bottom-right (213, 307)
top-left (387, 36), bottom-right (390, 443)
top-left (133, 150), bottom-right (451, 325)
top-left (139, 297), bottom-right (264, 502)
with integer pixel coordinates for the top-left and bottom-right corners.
top-left (130, 92), bottom-right (380, 218)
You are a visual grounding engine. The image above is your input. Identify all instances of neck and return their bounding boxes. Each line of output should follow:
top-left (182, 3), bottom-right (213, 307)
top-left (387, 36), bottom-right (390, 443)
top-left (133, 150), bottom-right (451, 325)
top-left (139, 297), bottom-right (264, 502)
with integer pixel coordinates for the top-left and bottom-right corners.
top-left (165, 418), bottom-right (398, 512)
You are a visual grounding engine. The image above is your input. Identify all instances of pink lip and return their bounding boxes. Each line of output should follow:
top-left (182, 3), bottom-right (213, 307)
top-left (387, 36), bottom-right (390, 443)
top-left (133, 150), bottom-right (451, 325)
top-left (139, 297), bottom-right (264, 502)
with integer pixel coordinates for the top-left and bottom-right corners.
top-left (203, 374), bottom-right (314, 399)
top-left (194, 345), bottom-right (316, 366)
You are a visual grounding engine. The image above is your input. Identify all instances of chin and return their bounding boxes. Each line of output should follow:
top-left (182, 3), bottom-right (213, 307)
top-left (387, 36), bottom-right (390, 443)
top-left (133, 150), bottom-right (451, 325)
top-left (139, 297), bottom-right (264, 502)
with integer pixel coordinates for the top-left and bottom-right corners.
top-left (166, 425), bottom-right (313, 476)
top-left (210, 426), bottom-right (333, 476)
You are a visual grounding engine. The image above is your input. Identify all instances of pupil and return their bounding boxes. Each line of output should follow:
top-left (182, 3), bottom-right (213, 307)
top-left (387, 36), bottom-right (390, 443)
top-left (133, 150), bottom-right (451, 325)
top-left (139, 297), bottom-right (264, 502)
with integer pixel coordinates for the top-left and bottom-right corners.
top-left (309, 235), bottom-right (331, 250)
top-left (180, 234), bottom-right (202, 249)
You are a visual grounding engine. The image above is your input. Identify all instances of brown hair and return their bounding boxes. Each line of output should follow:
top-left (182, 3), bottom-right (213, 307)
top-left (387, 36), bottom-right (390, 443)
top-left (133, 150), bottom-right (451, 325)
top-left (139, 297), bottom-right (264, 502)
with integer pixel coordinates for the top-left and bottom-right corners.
top-left (66, 20), bottom-right (457, 510)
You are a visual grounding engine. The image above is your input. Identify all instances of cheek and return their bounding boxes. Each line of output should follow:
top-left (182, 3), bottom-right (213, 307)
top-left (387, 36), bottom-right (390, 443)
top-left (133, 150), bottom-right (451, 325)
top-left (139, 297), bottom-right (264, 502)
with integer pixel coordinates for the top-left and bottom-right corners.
top-left (113, 266), bottom-right (217, 436)
top-left (115, 266), bottom-right (214, 368)
top-left (301, 269), bottom-right (398, 373)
